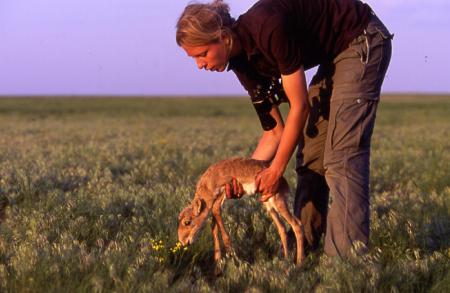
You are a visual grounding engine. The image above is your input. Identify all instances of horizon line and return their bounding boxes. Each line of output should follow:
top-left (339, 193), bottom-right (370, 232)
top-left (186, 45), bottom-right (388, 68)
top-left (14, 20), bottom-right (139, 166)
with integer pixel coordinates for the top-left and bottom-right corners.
top-left (0, 92), bottom-right (450, 99)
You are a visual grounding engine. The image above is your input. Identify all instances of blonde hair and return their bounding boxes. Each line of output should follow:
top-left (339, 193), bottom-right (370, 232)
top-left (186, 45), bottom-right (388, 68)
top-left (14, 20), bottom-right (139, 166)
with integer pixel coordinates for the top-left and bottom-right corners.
top-left (176, 0), bottom-right (235, 51)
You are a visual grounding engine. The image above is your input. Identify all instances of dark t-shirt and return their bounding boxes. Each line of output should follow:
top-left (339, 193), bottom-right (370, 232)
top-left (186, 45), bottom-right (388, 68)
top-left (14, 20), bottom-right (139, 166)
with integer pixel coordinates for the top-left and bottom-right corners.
top-left (229, 0), bottom-right (371, 97)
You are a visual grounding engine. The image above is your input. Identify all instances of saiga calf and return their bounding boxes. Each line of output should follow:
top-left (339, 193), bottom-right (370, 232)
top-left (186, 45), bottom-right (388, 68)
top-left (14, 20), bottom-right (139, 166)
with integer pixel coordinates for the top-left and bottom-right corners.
top-left (177, 158), bottom-right (304, 267)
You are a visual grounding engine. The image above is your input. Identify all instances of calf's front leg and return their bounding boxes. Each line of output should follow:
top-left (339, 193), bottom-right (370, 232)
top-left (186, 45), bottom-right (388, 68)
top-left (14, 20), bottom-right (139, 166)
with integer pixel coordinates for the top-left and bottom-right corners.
top-left (211, 218), bottom-right (221, 263)
top-left (212, 195), bottom-right (233, 253)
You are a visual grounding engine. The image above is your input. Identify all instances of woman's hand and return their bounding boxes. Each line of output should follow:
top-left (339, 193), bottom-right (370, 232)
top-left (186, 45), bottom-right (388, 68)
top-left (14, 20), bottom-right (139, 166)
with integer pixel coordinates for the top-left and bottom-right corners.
top-left (224, 177), bottom-right (245, 199)
top-left (255, 165), bottom-right (283, 202)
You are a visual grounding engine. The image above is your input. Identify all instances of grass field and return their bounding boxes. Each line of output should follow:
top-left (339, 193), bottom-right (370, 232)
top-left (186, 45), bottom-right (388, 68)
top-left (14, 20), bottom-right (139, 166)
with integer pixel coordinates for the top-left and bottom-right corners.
top-left (0, 95), bottom-right (449, 292)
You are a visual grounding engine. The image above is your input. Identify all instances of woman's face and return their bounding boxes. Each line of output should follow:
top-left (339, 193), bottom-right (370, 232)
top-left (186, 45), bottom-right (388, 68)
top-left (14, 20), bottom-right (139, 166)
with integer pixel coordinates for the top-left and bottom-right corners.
top-left (182, 39), bottom-right (229, 72)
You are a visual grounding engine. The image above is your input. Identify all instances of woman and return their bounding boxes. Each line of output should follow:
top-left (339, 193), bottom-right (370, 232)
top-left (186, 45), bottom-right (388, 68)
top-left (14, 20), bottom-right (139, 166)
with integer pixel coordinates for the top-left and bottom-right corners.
top-left (176, 0), bottom-right (392, 257)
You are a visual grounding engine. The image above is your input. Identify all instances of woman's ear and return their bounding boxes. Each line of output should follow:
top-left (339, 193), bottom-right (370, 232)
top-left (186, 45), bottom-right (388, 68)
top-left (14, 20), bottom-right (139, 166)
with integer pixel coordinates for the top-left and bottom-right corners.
top-left (220, 31), bottom-right (230, 45)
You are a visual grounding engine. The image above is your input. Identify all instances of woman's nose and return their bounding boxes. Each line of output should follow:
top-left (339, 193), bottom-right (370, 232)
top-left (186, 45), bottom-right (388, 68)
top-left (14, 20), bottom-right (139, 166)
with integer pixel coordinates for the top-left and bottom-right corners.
top-left (196, 59), bottom-right (206, 70)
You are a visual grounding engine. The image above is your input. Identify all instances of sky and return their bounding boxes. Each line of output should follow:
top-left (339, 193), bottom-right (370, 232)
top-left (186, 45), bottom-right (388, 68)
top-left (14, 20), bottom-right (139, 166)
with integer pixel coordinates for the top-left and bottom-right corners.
top-left (0, 0), bottom-right (449, 96)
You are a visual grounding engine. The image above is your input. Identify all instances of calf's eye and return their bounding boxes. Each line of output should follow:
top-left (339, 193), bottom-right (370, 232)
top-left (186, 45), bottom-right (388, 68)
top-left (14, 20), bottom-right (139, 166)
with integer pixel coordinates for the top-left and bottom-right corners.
top-left (184, 220), bottom-right (191, 226)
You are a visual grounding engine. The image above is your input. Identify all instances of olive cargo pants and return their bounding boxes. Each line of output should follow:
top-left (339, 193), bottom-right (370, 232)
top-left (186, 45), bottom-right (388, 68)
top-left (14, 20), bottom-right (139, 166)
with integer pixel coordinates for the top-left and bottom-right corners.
top-left (294, 13), bottom-right (393, 257)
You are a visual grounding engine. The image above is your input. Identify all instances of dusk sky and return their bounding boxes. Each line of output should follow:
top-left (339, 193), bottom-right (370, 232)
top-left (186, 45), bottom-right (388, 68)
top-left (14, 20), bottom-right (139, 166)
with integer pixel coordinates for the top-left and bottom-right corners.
top-left (1, 0), bottom-right (449, 96)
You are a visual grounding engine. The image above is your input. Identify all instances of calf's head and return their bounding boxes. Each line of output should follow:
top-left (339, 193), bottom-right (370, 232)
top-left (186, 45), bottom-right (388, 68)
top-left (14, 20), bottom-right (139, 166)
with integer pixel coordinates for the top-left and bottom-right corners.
top-left (177, 198), bottom-right (209, 245)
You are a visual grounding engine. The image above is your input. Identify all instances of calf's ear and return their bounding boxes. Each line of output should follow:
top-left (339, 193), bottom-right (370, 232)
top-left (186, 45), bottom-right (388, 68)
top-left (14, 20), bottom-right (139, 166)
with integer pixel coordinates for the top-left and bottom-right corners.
top-left (192, 198), bottom-right (204, 216)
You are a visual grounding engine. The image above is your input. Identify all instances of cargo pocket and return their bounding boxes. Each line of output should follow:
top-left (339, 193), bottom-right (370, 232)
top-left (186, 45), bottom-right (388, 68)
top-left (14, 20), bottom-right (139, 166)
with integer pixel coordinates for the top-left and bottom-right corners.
top-left (332, 35), bottom-right (368, 85)
top-left (330, 98), bottom-right (371, 151)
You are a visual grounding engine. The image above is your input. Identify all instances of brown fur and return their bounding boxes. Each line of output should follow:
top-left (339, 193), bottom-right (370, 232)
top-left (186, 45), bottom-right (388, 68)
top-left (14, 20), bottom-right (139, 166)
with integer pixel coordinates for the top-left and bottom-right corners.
top-left (178, 158), bottom-right (304, 269)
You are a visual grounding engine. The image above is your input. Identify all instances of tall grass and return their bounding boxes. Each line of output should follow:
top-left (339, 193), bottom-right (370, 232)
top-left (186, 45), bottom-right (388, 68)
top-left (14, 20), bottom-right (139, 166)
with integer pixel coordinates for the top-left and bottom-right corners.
top-left (0, 96), bottom-right (449, 292)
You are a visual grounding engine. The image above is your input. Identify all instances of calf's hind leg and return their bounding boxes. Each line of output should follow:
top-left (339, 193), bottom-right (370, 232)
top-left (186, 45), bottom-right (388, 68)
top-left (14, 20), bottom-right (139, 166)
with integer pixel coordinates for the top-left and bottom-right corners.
top-left (272, 193), bottom-right (305, 265)
top-left (264, 200), bottom-right (289, 259)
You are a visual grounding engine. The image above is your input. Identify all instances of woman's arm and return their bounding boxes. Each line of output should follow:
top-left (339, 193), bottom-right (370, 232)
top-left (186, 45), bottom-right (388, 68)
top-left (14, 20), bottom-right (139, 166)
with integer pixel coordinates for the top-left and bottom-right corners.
top-left (251, 106), bottom-right (285, 161)
top-left (256, 67), bottom-right (310, 199)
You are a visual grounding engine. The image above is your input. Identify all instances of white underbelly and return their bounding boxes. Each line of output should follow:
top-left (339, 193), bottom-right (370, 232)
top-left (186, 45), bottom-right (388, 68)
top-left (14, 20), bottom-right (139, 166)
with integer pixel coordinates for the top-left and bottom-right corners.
top-left (242, 182), bottom-right (257, 195)
top-left (220, 182), bottom-right (258, 207)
